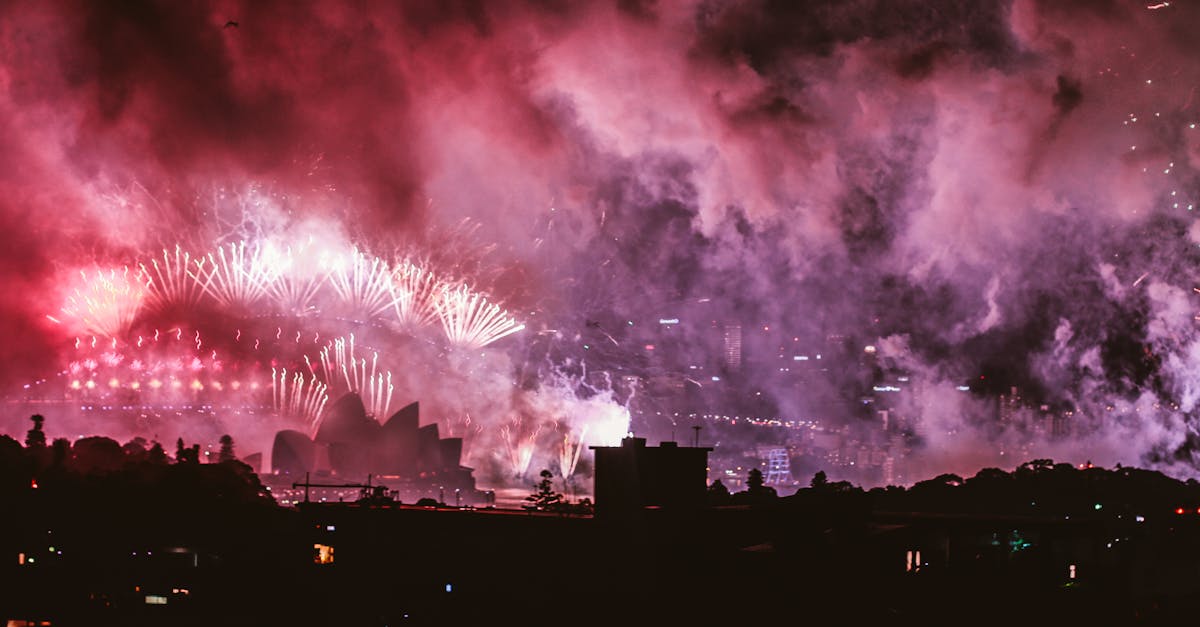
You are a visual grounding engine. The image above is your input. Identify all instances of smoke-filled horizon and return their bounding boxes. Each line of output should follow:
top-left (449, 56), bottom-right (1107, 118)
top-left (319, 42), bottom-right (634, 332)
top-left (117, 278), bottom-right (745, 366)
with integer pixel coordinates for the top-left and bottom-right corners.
top-left (4, 0), bottom-right (1200, 484)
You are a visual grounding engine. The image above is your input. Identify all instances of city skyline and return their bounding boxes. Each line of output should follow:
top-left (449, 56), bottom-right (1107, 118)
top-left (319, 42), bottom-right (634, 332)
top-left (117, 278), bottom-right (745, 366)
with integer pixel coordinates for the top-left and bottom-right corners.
top-left (2, 1), bottom-right (1200, 486)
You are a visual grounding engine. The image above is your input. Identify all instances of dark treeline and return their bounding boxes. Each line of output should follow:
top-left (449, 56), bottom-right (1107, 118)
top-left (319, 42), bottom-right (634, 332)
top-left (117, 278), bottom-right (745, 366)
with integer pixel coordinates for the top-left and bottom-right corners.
top-left (709, 458), bottom-right (1200, 519)
top-left (9, 412), bottom-right (1200, 625)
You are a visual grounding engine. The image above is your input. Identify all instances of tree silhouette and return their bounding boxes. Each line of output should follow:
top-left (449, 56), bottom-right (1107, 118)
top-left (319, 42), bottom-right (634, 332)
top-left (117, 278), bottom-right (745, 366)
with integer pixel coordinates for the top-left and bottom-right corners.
top-left (122, 437), bottom-right (149, 460)
top-left (735, 467), bottom-right (777, 504)
top-left (525, 469), bottom-right (564, 511)
top-left (748, 467), bottom-right (765, 491)
top-left (708, 478), bottom-right (731, 505)
top-left (25, 414), bottom-right (46, 449)
top-left (218, 434), bottom-right (237, 463)
top-left (147, 441), bottom-right (168, 465)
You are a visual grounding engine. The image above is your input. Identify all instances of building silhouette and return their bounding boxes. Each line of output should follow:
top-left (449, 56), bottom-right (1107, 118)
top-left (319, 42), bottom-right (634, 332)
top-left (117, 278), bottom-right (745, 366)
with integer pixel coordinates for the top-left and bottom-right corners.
top-left (589, 436), bottom-right (711, 517)
top-left (270, 393), bottom-right (479, 502)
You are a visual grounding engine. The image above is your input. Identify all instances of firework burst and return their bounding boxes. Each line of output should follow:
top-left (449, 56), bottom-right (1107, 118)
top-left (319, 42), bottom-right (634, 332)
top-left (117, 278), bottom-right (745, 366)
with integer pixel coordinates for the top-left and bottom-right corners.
top-left (191, 241), bottom-right (272, 309)
top-left (58, 267), bottom-right (148, 338)
top-left (325, 248), bottom-right (396, 320)
top-left (391, 258), bottom-right (442, 328)
top-left (139, 246), bottom-right (204, 312)
top-left (436, 285), bottom-right (525, 349)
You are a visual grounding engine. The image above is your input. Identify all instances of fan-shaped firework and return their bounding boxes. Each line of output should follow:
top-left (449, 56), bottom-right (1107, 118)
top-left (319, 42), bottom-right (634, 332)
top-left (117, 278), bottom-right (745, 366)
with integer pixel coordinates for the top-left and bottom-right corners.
top-left (325, 248), bottom-right (396, 320)
top-left (191, 241), bottom-right (272, 310)
top-left (58, 267), bottom-right (148, 338)
top-left (436, 285), bottom-right (525, 349)
top-left (139, 246), bottom-right (204, 312)
top-left (391, 258), bottom-right (442, 328)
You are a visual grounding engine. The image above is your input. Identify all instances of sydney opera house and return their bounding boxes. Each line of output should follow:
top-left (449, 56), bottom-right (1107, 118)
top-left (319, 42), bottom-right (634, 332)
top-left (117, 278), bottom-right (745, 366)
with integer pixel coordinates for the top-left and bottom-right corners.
top-left (271, 393), bottom-right (483, 504)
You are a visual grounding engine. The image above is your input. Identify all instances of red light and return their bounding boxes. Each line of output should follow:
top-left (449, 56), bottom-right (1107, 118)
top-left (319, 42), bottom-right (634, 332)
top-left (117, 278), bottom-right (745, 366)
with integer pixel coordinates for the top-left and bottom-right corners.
top-left (1177, 507), bottom-right (1185, 515)
top-left (30, 479), bottom-right (37, 489)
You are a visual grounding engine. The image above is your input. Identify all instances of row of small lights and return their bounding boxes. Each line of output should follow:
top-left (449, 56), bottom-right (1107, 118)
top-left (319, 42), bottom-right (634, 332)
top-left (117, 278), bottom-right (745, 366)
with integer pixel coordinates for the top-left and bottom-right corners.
top-left (70, 379), bottom-right (263, 391)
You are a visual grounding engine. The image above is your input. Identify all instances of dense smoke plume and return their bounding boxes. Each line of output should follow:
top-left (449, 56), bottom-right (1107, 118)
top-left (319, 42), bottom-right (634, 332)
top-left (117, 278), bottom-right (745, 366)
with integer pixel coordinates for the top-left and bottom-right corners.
top-left (3, 0), bottom-right (1200, 484)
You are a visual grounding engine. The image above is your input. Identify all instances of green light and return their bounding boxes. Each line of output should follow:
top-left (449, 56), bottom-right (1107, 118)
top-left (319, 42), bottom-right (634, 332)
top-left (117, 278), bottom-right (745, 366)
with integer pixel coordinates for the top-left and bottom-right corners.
top-left (1094, 503), bottom-right (1102, 510)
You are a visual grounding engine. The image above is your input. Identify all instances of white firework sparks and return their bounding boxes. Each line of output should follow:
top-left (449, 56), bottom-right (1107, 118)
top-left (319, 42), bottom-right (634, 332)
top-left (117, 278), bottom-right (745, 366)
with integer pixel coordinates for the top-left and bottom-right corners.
top-left (391, 258), bottom-right (442, 328)
top-left (314, 335), bottom-right (394, 419)
top-left (272, 367), bottom-right (329, 433)
top-left (191, 241), bottom-right (272, 309)
top-left (436, 285), bottom-right (525, 348)
top-left (139, 246), bottom-right (204, 311)
top-left (59, 267), bottom-right (148, 339)
top-left (325, 248), bottom-right (397, 320)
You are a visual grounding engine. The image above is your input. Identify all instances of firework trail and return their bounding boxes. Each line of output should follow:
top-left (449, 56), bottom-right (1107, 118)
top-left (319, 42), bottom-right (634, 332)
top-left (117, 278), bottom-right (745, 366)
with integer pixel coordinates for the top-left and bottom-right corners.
top-left (325, 248), bottom-right (396, 320)
top-left (391, 258), bottom-right (443, 328)
top-left (436, 285), bottom-right (525, 349)
top-left (58, 267), bottom-right (148, 338)
top-left (272, 367), bottom-right (329, 433)
top-left (191, 241), bottom-right (272, 310)
top-left (445, 413), bottom-right (483, 462)
top-left (500, 415), bottom-right (541, 479)
top-left (139, 246), bottom-right (204, 312)
top-left (558, 423), bottom-right (588, 481)
top-left (314, 335), bottom-right (394, 418)
top-left (65, 328), bottom-right (238, 398)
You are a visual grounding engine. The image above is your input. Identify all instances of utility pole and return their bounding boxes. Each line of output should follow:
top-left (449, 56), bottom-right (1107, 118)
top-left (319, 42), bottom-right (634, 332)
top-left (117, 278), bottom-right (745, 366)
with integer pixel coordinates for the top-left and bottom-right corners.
top-left (692, 425), bottom-right (701, 447)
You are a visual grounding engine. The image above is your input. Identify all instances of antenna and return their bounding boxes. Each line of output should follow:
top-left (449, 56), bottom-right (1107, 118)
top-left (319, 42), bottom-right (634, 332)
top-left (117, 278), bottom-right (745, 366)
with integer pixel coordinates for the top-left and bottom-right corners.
top-left (691, 425), bottom-right (701, 447)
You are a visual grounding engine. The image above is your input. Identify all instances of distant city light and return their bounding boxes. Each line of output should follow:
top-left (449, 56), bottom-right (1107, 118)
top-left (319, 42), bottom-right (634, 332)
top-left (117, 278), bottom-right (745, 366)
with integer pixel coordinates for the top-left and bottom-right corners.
top-left (658, 318), bottom-right (679, 325)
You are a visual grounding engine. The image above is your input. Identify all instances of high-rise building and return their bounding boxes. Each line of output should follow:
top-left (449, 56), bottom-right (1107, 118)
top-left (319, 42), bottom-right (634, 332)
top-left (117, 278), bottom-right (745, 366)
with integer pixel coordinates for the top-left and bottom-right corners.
top-left (998, 387), bottom-right (1022, 427)
top-left (882, 455), bottom-right (896, 486)
top-left (723, 324), bottom-right (742, 371)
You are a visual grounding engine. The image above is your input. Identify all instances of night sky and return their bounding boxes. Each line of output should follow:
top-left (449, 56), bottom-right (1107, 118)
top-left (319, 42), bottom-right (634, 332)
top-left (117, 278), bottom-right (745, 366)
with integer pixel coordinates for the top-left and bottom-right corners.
top-left (3, 0), bottom-right (1200, 481)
